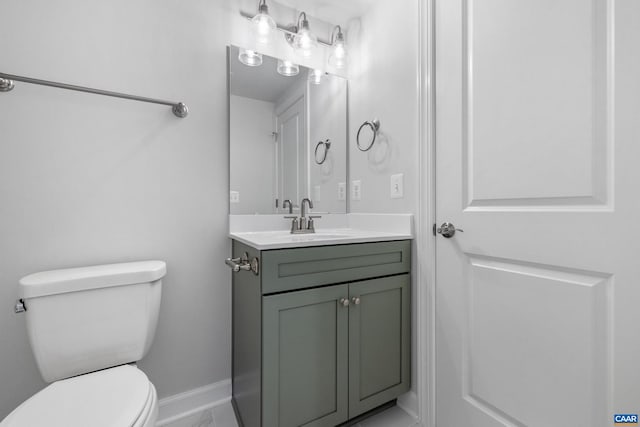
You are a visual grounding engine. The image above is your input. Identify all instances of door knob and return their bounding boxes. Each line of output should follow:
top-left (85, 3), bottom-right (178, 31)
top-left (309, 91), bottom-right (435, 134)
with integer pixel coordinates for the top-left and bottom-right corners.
top-left (436, 222), bottom-right (464, 238)
top-left (340, 298), bottom-right (350, 307)
top-left (351, 297), bottom-right (360, 305)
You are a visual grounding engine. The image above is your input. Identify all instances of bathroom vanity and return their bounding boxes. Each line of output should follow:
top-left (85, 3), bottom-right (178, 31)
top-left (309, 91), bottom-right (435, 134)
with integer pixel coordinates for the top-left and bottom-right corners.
top-left (230, 235), bottom-right (411, 427)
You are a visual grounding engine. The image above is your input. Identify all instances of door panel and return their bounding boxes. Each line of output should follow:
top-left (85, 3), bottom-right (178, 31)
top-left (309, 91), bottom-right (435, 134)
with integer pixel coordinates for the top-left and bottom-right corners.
top-left (436, 0), bottom-right (639, 426)
top-left (463, 0), bottom-right (610, 208)
top-left (277, 96), bottom-right (306, 207)
top-left (348, 275), bottom-right (411, 418)
top-left (263, 284), bottom-right (348, 427)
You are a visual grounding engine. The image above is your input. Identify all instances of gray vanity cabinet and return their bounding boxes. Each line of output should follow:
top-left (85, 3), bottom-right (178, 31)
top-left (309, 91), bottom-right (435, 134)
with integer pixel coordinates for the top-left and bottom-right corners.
top-left (232, 240), bottom-right (411, 427)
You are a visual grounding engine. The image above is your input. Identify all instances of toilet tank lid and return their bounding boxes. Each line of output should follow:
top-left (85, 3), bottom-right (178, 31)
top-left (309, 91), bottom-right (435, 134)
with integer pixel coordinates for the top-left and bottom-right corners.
top-left (19, 260), bottom-right (166, 299)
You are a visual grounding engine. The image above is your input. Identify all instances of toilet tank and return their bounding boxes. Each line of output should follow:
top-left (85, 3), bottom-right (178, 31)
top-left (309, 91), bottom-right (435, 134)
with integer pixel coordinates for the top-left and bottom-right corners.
top-left (19, 261), bottom-right (166, 383)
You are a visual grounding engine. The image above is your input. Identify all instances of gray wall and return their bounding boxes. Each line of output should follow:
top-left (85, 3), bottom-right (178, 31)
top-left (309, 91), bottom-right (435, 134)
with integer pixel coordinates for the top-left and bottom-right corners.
top-left (0, 0), bottom-right (232, 417)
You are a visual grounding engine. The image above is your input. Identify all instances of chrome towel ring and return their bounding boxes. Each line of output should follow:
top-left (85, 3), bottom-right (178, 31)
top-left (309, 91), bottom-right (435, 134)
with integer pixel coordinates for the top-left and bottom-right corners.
top-left (315, 139), bottom-right (331, 164)
top-left (356, 119), bottom-right (380, 151)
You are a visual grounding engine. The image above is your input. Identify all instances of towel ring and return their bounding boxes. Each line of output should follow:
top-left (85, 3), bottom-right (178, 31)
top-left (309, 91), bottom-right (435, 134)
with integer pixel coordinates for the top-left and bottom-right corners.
top-left (356, 119), bottom-right (380, 152)
top-left (314, 139), bottom-right (331, 165)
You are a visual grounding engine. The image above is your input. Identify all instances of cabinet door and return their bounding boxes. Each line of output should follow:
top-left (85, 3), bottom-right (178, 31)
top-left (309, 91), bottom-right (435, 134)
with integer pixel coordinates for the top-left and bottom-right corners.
top-left (263, 284), bottom-right (349, 427)
top-left (348, 274), bottom-right (411, 418)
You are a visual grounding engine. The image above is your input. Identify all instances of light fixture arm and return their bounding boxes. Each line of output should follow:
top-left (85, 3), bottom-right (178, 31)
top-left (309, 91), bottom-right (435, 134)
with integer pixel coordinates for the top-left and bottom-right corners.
top-left (296, 12), bottom-right (309, 30)
top-left (330, 25), bottom-right (344, 45)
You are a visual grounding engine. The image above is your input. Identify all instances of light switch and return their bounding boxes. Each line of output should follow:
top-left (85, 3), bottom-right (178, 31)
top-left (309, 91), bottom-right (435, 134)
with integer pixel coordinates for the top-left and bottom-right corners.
top-left (338, 182), bottom-right (346, 201)
top-left (352, 180), bottom-right (362, 201)
top-left (230, 191), bottom-right (240, 203)
top-left (390, 173), bottom-right (404, 199)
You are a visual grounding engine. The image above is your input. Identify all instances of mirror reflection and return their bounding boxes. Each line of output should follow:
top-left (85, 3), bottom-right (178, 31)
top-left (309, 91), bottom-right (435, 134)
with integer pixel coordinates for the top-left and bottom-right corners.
top-left (229, 45), bottom-right (347, 215)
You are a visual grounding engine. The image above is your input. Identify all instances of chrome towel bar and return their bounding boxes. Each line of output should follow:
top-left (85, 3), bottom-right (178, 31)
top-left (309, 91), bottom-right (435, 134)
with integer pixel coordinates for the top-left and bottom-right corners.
top-left (0, 72), bottom-right (188, 118)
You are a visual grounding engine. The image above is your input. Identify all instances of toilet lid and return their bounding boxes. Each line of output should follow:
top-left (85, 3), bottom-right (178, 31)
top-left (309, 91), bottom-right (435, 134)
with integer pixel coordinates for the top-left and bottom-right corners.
top-left (2, 365), bottom-right (152, 427)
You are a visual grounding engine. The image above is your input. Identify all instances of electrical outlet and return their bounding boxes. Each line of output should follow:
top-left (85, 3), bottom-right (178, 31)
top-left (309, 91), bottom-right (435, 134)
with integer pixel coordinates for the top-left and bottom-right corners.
top-left (390, 173), bottom-right (404, 199)
top-left (314, 185), bottom-right (321, 201)
top-left (338, 182), bottom-right (346, 201)
top-left (230, 191), bottom-right (240, 204)
top-left (352, 180), bottom-right (362, 201)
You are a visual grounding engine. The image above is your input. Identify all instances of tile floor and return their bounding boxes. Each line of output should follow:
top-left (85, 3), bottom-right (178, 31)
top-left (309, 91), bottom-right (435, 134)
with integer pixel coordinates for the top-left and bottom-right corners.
top-left (161, 402), bottom-right (418, 427)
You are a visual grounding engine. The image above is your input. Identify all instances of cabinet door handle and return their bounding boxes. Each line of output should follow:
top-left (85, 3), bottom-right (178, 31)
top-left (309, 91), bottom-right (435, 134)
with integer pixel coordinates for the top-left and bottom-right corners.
top-left (339, 298), bottom-right (350, 307)
top-left (351, 297), bottom-right (360, 305)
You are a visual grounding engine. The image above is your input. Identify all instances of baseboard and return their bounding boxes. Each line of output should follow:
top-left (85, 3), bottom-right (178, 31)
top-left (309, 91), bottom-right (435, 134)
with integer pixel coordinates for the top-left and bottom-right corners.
top-left (397, 390), bottom-right (419, 420)
top-left (156, 378), bottom-right (232, 426)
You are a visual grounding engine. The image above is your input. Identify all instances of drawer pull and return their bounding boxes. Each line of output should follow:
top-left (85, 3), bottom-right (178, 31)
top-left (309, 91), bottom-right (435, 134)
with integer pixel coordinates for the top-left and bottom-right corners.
top-left (340, 298), bottom-right (350, 307)
top-left (351, 297), bottom-right (360, 305)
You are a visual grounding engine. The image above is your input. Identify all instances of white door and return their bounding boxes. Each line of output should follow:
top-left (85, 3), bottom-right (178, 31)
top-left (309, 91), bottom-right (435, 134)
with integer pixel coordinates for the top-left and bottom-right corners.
top-left (276, 96), bottom-right (306, 210)
top-left (435, 1), bottom-right (639, 426)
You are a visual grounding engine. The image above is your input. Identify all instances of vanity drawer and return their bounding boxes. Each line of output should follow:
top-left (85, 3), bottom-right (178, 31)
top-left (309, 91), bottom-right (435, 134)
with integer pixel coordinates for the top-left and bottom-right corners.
top-left (261, 240), bottom-right (410, 294)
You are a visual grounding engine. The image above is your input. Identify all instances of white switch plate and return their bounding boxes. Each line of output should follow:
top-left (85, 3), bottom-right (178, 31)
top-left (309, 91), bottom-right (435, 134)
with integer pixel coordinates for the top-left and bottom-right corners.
top-left (390, 173), bottom-right (404, 199)
top-left (314, 185), bottom-right (321, 201)
top-left (230, 191), bottom-right (240, 204)
top-left (352, 180), bottom-right (362, 201)
top-left (338, 182), bottom-right (346, 201)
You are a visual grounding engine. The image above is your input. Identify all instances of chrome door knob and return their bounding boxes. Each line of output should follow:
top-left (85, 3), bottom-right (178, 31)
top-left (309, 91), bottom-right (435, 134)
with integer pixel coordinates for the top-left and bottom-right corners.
top-left (351, 297), bottom-right (360, 305)
top-left (436, 222), bottom-right (464, 238)
top-left (340, 298), bottom-right (350, 307)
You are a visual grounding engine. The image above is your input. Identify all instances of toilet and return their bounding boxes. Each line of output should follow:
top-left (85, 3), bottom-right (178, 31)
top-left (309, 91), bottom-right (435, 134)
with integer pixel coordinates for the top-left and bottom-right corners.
top-left (1, 260), bottom-right (166, 427)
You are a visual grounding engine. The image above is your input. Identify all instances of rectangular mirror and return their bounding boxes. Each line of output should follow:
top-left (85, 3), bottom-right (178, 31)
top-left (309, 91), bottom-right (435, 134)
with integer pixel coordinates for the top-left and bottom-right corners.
top-left (229, 45), bottom-right (347, 215)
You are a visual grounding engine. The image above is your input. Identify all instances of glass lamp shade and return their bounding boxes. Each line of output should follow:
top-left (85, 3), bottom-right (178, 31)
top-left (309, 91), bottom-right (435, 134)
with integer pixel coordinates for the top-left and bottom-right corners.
top-left (277, 59), bottom-right (299, 76)
top-left (251, 8), bottom-right (276, 45)
top-left (308, 69), bottom-right (324, 85)
top-left (293, 26), bottom-right (317, 57)
top-left (328, 39), bottom-right (348, 69)
top-left (238, 49), bottom-right (263, 67)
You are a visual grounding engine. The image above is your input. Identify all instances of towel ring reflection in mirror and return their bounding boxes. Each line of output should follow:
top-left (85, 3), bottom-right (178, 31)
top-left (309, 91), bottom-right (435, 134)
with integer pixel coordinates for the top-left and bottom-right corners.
top-left (314, 139), bottom-right (331, 164)
top-left (356, 119), bottom-right (380, 151)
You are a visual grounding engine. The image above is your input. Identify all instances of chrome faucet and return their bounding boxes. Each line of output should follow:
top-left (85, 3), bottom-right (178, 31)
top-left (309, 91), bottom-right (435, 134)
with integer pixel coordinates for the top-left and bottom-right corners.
top-left (284, 198), bottom-right (321, 234)
top-left (282, 199), bottom-right (293, 214)
top-left (300, 198), bottom-right (313, 219)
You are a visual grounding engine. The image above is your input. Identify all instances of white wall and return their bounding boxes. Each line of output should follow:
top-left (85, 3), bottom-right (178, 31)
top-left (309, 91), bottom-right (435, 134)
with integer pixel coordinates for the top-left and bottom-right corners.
top-left (0, 0), bottom-right (233, 418)
top-left (309, 74), bottom-right (348, 214)
top-left (230, 95), bottom-right (276, 214)
top-left (347, 1), bottom-right (420, 214)
top-left (0, 0), bottom-right (341, 419)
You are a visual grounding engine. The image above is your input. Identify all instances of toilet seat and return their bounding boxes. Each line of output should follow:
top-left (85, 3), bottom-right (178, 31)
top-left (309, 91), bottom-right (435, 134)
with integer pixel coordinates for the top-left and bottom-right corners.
top-left (1, 365), bottom-right (157, 427)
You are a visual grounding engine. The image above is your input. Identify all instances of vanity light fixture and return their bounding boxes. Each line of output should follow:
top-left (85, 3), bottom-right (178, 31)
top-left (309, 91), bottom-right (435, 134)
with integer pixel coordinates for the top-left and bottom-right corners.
top-left (238, 48), bottom-right (263, 67)
top-left (251, 0), bottom-right (277, 45)
top-left (328, 26), bottom-right (348, 69)
top-left (277, 59), bottom-right (299, 76)
top-left (292, 12), bottom-right (318, 57)
top-left (308, 69), bottom-right (324, 85)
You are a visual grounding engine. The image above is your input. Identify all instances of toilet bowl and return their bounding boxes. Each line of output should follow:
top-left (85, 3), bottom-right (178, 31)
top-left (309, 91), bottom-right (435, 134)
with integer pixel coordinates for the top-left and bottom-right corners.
top-left (1, 365), bottom-right (158, 427)
top-left (0, 261), bottom-right (166, 427)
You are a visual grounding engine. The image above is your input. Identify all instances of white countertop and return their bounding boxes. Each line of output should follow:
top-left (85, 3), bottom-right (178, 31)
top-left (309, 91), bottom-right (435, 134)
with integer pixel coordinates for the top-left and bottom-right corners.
top-left (228, 213), bottom-right (414, 250)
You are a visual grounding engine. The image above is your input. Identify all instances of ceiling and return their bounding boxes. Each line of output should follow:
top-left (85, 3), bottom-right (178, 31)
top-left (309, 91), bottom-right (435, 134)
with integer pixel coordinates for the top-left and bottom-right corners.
top-left (229, 46), bottom-right (306, 103)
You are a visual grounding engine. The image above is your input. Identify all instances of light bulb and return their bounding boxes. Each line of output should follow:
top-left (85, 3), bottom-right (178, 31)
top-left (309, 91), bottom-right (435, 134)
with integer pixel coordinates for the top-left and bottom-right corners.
top-left (309, 69), bottom-right (323, 85)
top-left (251, 3), bottom-right (276, 45)
top-left (238, 48), bottom-right (263, 67)
top-left (328, 31), bottom-right (348, 69)
top-left (277, 59), bottom-right (299, 77)
top-left (293, 17), bottom-right (317, 57)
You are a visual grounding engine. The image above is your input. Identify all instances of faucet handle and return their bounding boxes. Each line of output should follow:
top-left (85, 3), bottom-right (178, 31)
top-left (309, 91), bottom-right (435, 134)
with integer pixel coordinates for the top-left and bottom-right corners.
top-left (307, 215), bottom-right (321, 232)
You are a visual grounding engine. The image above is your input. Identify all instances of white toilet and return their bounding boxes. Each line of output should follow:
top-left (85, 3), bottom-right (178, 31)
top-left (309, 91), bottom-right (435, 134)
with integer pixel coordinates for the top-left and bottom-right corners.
top-left (1, 260), bottom-right (166, 427)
